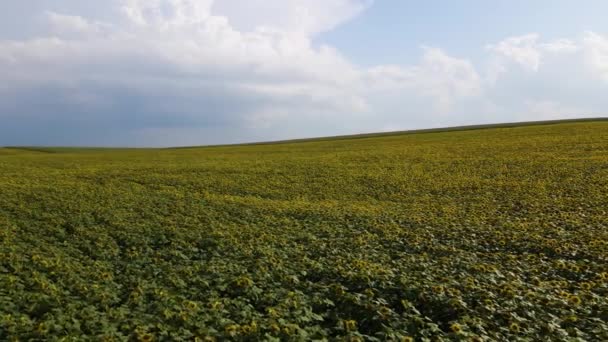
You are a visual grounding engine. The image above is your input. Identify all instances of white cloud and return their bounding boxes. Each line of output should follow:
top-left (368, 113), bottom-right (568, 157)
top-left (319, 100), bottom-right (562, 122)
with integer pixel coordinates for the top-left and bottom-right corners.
top-left (487, 33), bottom-right (542, 71)
top-left (120, 0), bottom-right (215, 27)
top-left (1, 1), bottom-right (361, 93)
top-left (417, 48), bottom-right (482, 107)
top-left (366, 48), bottom-right (481, 112)
top-left (523, 100), bottom-right (593, 121)
top-left (46, 11), bottom-right (111, 37)
top-left (583, 31), bottom-right (608, 82)
top-left (211, 0), bottom-right (372, 35)
top-left (541, 38), bottom-right (579, 53)
top-left (485, 34), bottom-right (588, 84)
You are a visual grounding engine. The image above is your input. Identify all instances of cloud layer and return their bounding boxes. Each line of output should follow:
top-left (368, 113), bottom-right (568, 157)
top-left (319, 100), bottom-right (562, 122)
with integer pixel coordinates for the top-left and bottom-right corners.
top-left (0, 1), bottom-right (606, 146)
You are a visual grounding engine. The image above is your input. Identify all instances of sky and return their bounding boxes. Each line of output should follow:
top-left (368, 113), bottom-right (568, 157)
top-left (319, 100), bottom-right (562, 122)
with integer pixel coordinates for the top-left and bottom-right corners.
top-left (1, 1), bottom-right (607, 147)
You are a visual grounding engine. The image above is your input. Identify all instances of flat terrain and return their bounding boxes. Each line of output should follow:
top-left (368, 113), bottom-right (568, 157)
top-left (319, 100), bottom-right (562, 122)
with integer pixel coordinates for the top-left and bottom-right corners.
top-left (1, 120), bottom-right (608, 340)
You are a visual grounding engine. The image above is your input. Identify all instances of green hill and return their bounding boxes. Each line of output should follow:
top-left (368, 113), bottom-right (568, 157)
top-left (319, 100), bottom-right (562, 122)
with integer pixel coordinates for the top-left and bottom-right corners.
top-left (1, 120), bottom-right (607, 340)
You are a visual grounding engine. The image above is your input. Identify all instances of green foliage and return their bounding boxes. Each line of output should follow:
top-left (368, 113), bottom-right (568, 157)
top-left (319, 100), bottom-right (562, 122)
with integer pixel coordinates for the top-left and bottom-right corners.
top-left (1, 121), bottom-right (608, 341)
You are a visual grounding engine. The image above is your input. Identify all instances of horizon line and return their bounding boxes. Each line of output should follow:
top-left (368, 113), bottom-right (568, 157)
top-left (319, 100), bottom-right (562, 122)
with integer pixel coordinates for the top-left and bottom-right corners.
top-left (3, 117), bottom-right (607, 151)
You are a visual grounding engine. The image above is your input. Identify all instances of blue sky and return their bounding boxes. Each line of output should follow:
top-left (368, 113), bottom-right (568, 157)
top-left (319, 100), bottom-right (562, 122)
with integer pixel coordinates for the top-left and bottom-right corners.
top-left (321, 1), bottom-right (608, 66)
top-left (0, 1), bottom-right (607, 147)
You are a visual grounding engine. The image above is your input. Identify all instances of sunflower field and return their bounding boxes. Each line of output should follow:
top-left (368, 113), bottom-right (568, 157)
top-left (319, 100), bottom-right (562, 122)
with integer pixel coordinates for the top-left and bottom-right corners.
top-left (1, 120), bottom-right (607, 341)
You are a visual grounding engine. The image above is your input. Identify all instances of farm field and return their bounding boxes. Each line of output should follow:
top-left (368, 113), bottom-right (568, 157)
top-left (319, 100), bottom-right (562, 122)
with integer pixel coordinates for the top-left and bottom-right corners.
top-left (1, 120), bottom-right (608, 341)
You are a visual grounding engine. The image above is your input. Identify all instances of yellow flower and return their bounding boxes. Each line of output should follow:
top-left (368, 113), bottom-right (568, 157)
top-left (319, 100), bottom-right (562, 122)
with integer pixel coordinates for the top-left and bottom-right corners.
top-left (449, 299), bottom-right (463, 309)
top-left (224, 324), bottom-right (239, 336)
top-left (447, 288), bottom-right (461, 297)
top-left (509, 323), bottom-right (520, 333)
top-left (431, 285), bottom-right (444, 294)
top-left (239, 322), bottom-right (257, 335)
top-left (450, 323), bottom-right (462, 333)
top-left (378, 306), bottom-right (391, 318)
top-left (184, 300), bottom-right (198, 311)
top-left (568, 295), bottom-right (582, 306)
top-left (502, 289), bottom-right (515, 298)
top-left (235, 276), bottom-right (253, 288)
top-left (580, 282), bottom-right (592, 290)
top-left (37, 322), bottom-right (49, 335)
top-left (266, 307), bottom-right (279, 318)
top-left (138, 333), bottom-right (154, 342)
top-left (282, 325), bottom-right (297, 336)
top-left (270, 323), bottom-right (280, 334)
top-left (343, 319), bottom-right (357, 331)
top-left (401, 336), bottom-right (414, 342)
top-left (210, 301), bottom-right (222, 310)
